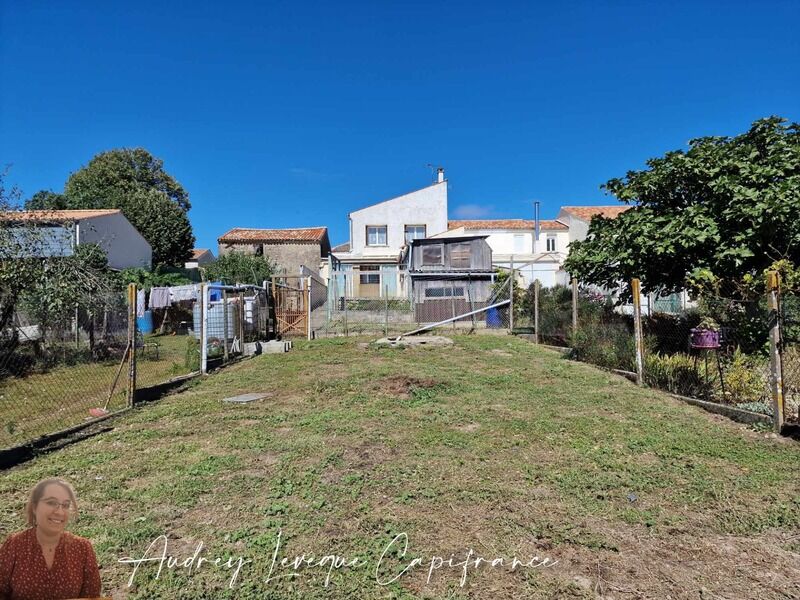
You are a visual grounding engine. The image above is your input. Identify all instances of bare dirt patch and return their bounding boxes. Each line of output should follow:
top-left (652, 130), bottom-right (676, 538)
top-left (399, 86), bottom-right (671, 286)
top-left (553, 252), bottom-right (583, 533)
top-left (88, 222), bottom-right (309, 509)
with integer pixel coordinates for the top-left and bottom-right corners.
top-left (376, 375), bottom-right (437, 399)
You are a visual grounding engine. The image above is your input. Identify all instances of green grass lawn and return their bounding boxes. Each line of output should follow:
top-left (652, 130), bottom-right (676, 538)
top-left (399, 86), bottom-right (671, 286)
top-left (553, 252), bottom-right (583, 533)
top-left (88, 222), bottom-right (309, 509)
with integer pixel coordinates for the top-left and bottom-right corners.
top-left (0, 334), bottom-right (193, 448)
top-left (1, 335), bottom-right (799, 599)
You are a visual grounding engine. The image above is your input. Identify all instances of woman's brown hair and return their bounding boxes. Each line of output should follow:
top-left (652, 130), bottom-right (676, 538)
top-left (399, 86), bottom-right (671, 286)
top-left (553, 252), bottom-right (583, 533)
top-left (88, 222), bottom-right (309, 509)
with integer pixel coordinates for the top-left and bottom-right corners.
top-left (24, 478), bottom-right (79, 526)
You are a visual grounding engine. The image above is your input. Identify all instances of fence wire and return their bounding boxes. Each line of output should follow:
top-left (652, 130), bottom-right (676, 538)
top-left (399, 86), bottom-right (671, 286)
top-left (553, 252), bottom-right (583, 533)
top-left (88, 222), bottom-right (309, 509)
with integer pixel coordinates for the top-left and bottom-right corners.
top-left (781, 289), bottom-right (800, 421)
top-left (0, 291), bottom-right (130, 448)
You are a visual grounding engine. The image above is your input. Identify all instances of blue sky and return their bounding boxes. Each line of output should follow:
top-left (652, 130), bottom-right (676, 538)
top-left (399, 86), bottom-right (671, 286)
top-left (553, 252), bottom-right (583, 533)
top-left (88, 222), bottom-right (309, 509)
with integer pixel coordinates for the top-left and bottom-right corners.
top-left (1, 1), bottom-right (798, 250)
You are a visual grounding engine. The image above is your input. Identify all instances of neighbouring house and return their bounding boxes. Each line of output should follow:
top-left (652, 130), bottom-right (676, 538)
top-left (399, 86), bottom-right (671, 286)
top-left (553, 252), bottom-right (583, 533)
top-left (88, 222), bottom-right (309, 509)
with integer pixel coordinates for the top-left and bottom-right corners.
top-left (556, 205), bottom-right (631, 245)
top-left (408, 235), bottom-right (495, 323)
top-left (437, 219), bottom-right (571, 288)
top-left (184, 248), bottom-right (215, 269)
top-left (217, 227), bottom-right (331, 277)
top-left (331, 168), bottom-right (448, 298)
top-left (0, 209), bottom-right (152, 269)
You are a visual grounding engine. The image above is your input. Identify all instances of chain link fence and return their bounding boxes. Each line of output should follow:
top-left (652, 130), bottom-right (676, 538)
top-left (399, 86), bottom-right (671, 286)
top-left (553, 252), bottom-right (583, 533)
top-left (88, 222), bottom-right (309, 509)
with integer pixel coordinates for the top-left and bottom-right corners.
top-left (312, 270), bottom-right (513, 338)
top-left (526, 275), bottom-right (796, 430)
top-left (0, 290), bottom-right (130, 448)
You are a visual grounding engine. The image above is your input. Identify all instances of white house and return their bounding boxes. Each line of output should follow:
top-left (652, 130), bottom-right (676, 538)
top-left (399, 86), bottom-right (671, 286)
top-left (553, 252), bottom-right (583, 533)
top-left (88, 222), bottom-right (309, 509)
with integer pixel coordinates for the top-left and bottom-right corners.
top-left (437, 219), bottom-right (571, 288)
top-left (185, 248), bottom-right (215, 269)
top-left (556, 206), bottom-right (631, 244)
top-left (0, 209), bottom-right (152, 269)
top-left (331, 169), bottom-right (448, 297)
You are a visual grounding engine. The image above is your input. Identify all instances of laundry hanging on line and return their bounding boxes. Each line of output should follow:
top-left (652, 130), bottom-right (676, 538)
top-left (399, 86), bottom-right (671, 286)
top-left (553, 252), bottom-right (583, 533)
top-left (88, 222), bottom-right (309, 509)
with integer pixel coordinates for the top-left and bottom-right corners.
top-left (149, 287), bottom-right (171, 309)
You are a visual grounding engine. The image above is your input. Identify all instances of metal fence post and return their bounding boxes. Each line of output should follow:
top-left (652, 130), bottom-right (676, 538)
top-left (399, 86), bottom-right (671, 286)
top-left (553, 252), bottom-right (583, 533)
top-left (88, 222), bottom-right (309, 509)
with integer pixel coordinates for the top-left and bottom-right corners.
top-left (307, 276), bottom-right (313, 341)
top-left (534, 279), bottom-right (540, 344)
top-left (509, 268), bottom-right (515, 333)
top-left (222, 290), bottom-right (229, 362)
top-left (344, 274), bottom-right (349, 337)
top-left (384, 284), bottom-right (389, 336)
top-left (126, 284), bottom-right (137, 406)
top-left (631, 278), bottom-right (644, 386)
top-left (238, 290), bottom-right (245, 349)
top-left (571, 278), bottom-right (578, 336)
top-left (767, 271), bottom-right (785, 432)
top-left (200, 283), bottom-right (208, 375)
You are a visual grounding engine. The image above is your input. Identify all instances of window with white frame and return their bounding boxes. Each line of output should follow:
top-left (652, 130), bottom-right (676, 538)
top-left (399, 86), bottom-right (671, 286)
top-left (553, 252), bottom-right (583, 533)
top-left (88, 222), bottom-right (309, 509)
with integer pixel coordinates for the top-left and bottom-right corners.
top-left (421, 244), bottom-right (443, 266)
top-left (359, 265), bottom-right (380, 284)
top-left (366, 226), bottom-right (387, 246)
top-left (404, 225), bottom-right (426, 244)
top-left (546, 235), bottom-right (556, 252)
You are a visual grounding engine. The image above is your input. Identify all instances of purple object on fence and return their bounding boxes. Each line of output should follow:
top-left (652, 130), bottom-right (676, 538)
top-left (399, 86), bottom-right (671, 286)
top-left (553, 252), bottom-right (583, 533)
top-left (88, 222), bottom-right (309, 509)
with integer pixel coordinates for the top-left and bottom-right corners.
top-left (690, 328), bottom-right (720, 349)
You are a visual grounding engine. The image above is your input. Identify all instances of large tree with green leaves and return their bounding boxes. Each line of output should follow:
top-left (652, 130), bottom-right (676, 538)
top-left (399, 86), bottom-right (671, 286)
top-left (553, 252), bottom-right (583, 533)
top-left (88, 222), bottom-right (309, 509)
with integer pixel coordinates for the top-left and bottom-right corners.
top-left (63, 148), bottom-right (194, 266)
top-left (563, 117), bottom-right (800, 296)
top-left (204, 252), bottom-right (275, 285)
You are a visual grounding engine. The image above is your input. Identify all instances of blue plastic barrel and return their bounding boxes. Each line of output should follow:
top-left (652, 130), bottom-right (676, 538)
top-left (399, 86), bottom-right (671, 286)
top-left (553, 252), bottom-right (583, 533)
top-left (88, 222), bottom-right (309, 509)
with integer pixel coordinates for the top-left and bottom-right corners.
top-left (136, 310), bottom-right (154, 334)
top-left (486, 307), bottom-right (501, 328)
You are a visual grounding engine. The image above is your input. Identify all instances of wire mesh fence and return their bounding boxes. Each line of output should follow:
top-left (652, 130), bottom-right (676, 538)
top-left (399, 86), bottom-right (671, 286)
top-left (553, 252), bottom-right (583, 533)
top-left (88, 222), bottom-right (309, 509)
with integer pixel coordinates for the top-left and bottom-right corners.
top-left (526, 274), bottom-right (796, 429)
top-left (313, 270), bottom-right (513, 337)
top-left (0, 289), bottom-right (131, 449)
top-left (781, 289), bottom-right (800, 422)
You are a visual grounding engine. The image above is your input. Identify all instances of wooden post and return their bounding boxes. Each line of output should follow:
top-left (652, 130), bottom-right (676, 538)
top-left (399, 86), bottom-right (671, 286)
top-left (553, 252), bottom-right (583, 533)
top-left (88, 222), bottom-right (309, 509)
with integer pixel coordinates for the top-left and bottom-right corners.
top-left (451, 280), bottom-right (457, 331)
top-left (571, 278), bottom-right (578, 336)
top-left (767, 271), bottom-right (784, 433)
top-left (631, 278), bottom-right (644, 386)
top-left (534, 279), bottom-right (540, 344)
top-left (74, 305), bottom-right (80, 349)
top-left (126, 284), bottom-right (137, 406)
top-left (200, 283), bottom-right (208, 374)
top-left (222, 290), bottom-right (229, 362)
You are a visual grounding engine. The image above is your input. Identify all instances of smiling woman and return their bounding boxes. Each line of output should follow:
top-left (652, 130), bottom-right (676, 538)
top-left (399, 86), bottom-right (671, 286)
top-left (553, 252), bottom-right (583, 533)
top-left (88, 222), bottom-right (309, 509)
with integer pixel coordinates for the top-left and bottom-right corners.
top-left (0, 478), bottom-right (102, 600)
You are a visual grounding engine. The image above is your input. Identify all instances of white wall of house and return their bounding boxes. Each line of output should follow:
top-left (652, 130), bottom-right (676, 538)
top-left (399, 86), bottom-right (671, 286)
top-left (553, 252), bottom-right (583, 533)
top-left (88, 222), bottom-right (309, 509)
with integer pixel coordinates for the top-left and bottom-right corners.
top-left (77, 213), bottom-right (152, 269)
top-left (348, 181), bottom-right (448, 257)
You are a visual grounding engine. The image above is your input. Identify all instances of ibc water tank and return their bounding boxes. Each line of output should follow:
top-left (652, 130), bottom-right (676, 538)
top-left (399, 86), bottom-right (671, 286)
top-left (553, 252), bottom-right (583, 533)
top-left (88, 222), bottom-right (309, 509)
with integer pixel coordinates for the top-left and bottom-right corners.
top-left (192, 300), bottom-right (239, 340)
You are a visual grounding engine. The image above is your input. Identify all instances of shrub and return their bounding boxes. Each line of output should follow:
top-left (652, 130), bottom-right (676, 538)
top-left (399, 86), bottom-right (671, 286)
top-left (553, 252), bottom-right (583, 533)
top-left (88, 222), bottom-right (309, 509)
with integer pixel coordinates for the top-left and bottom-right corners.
top-left (644, 352), bottom-right (712, 399)
top-left (722, 348), bottom-right (768, 405)
top-left (571, 321), bottom-right (636, 371)
top-left (185, 336), bottom-right (200, 371)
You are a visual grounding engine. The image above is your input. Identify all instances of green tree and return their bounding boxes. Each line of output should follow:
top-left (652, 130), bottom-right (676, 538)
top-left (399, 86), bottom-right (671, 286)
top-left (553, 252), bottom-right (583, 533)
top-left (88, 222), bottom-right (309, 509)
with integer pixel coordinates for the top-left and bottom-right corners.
top-left (24, 190), bottom-right (68, 210)
top-left (204, 253), bottom-right (275, 285)
top-left (563, 117), bottom-right (800, 297)
top-left (120, 188), bottom-right (194, 266)
top-left (63, 148), bottom-right (194, 266)
top-left (65, 147), bottom-right (190, 210)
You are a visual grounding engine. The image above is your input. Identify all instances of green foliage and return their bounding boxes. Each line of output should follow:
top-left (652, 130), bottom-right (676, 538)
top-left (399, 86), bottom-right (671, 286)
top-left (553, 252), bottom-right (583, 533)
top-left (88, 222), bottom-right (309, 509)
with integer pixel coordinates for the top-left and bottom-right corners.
top-left (644, 353), bottom-right (711, 399)
top-left (571, 320), bottom-right (636, 371)
top-left (564, 117), bottom-right (800, 297)
top-left (62, 148), bottom-right (194, 266)
top-left (117, 266), bottom-right (192, 290)
top-left (64, 147), bottom-right (190, 211)
top-left (118, 188), bottom-right (194, 266)
top-left (24, 190), bottom-right (68, 210)
top-left (185, 336), bottom-right (200, 371)
top-left (203, 252), bottom-right (275, 285)
top-left (722, 348), bottom-right (768, 404)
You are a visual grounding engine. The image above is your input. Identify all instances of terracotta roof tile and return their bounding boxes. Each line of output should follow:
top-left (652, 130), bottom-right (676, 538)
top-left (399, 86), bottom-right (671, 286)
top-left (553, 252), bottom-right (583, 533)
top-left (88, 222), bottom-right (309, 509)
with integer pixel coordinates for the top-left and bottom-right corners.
top-left (0, 209), bottom-right (121, 222)
top-left (448, 219), bottom-right (568, 231)
top-left (190, 248), bottom-right (212, 259)
top-left (218, 227), bottom-right (328, 243)
top-left (560, 206), bottom-right (630, 220)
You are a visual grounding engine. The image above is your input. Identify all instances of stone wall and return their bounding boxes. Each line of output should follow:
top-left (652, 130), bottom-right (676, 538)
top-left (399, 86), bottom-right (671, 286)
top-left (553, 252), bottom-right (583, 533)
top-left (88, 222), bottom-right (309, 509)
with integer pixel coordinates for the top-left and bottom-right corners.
top-left (218, 242), bottom-right (322, 276)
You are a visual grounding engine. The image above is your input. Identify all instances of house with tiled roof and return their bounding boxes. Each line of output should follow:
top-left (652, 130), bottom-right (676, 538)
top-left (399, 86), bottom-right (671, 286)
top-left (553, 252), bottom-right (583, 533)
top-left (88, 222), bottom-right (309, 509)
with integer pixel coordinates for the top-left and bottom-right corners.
top-left (184, 248), bottom-right (215, 270)
top-left (0, 209), bottom-right (152, 269)
top-left (217, 226), bottom-right (331, 276)
top-left (556, 206), bottom-right (631, 245)
top-left (434, 206), bottom-right (630, 288)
